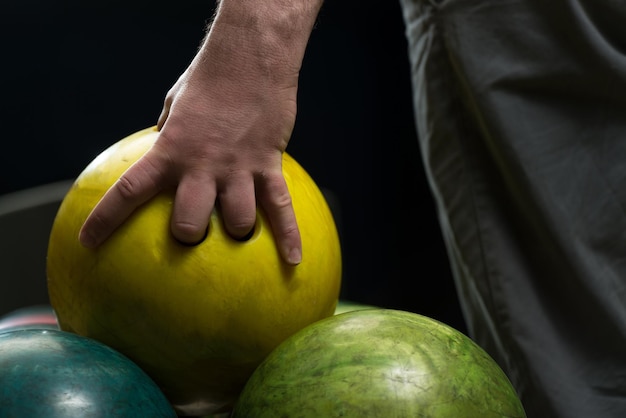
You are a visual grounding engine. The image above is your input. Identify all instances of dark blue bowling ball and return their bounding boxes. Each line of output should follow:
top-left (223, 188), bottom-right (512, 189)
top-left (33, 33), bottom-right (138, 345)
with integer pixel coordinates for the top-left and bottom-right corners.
top-left (0, 329), bottom-right (177, 417)
top-left (0, 304), bottom-right (59, 333)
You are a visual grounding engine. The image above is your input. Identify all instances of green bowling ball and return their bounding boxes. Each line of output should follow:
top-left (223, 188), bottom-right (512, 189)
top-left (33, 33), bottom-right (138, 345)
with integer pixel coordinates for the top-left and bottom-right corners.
top-left (0, 329), bottom-right (176, 417)
top-left (232, 309), bottom-right (526, 417)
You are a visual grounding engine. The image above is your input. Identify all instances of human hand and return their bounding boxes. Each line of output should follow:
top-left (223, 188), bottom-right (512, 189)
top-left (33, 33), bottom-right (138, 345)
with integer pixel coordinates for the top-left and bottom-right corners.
top-left (77, 1), bottom-right (322, 265)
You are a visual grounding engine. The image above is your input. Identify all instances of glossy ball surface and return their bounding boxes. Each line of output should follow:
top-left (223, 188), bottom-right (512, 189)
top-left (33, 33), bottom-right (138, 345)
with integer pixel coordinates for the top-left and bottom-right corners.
top-left (46, 126), bottom-right (342, 416)
top-left (232, 309), bottom-right (526, 418)
top-left (0, 329), bottom-right (176, 417)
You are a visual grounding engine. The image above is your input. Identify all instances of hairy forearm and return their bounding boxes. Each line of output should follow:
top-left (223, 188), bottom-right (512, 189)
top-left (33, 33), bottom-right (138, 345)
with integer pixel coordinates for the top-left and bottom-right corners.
top-left (202, 0), bottom-right (324, 81)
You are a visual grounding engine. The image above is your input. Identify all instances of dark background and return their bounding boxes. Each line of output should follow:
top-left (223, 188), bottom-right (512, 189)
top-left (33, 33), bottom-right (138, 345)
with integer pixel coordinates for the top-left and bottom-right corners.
top-left (0, 1), bottom-right (466, 332)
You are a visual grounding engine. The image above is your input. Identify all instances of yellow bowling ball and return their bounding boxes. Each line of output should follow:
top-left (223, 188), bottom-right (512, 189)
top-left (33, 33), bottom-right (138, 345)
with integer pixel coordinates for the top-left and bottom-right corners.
top-left (46, 126), bottom-right (342, 416)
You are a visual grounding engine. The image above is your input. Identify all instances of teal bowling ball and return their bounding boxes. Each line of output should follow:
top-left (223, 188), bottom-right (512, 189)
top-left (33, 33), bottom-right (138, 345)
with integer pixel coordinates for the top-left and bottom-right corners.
top-left (0, 304), bottom-right (59, 333)
top-left (0, 329), bottom-right (177, 417)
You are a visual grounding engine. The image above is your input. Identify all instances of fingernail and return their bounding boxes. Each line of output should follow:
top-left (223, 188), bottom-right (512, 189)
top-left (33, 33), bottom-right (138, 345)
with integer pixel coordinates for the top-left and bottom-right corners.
top-left (287, 247), bottom-right (302, 265)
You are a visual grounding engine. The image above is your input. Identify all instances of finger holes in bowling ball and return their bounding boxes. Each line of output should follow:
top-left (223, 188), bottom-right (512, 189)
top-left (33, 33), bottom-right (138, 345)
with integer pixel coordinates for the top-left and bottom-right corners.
top-left (173, 217), bottom-right (257, 247)
top-left (175, 226), bottom-right (209, 247)
top-left (232, 225), bottom-right (255, 242)
top-left (222, 212), bottom-right (261, 244)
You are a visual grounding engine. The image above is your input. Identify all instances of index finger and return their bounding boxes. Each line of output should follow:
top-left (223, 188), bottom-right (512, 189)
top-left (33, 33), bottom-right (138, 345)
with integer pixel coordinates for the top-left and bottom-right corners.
top-left (78, 155), bottom-right (166, 249)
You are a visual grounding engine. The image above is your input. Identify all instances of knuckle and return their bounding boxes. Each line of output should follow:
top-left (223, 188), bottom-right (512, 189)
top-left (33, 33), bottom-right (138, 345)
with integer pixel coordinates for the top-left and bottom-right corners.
top-left (268, 188), bottom-right (293, 212)
top-left (260, 174), bottom-right (293, 210)
top-left (115, 175), bottom-right (138, 200)
top-left (280, 221), bottom-right (299, 237)
top-left (115, 159), bottom-right (163, 202)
